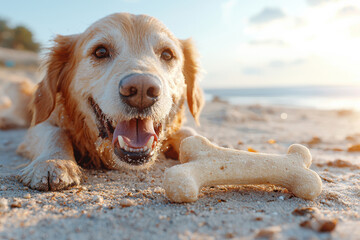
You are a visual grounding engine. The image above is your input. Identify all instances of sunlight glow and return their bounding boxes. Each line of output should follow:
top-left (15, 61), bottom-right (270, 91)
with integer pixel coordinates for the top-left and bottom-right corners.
top-left (236, 0), bottom-right (360, 87)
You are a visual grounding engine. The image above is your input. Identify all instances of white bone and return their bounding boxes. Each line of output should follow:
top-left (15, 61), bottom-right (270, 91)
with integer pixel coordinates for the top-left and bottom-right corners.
top-left (163, 135), bottom-right (322, 203)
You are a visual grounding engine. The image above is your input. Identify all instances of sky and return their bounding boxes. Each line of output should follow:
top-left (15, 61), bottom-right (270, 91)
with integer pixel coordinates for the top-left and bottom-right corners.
top-left (1, 0), bottom-right (359, 88)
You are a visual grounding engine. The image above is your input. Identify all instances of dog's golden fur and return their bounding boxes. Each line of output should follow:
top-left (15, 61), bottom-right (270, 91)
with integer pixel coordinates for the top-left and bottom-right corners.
top-left (13, 13), bottom-right (204, 190)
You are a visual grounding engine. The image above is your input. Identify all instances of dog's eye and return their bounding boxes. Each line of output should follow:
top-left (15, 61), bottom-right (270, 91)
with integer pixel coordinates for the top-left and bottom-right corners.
top-left (94, 46), bottom-right (109, 59)
top-left (161, 49), bottom-right (174, 61)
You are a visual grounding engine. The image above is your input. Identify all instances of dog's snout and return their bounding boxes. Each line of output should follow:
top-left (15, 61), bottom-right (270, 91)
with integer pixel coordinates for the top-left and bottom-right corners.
top-left (119, 74), bottom-right (162, 110)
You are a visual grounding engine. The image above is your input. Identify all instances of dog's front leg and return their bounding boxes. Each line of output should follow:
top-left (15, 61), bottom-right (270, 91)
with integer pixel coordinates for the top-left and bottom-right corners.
top-left (17, 121), bottom-right (81, 191)
top-left (164, 127), bottom-right (198, 160)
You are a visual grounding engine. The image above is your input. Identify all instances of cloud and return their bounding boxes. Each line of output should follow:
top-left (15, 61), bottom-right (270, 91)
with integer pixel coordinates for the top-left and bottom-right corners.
top-left (242, 67), bottom-right (264, 75)
top-left (337, 5), bottom-right (360, 18)
top-left (307, 0), bottom-right (339, 6)
top-left (248, 39), bottom-right (287, 47)
top-left (268, 59), bottom-right (306, 68)
top-left (208, 0), bottom-right (360, 87)
top-left (249, 7), bottom-right (286, 24)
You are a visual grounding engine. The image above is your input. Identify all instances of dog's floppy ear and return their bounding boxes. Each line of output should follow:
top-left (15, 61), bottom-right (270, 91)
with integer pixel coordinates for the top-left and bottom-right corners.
top-left (32, 34), bottom-right (77, 125)
top-left (180, 39), bottom-right (204, 125)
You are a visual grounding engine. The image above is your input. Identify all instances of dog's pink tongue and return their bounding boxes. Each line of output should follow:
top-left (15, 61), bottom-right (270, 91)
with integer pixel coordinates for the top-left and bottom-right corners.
top-left (112, 119), bottom-right (157, 148)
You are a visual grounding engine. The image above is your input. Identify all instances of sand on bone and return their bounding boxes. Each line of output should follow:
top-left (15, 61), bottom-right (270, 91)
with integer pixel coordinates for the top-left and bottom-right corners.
top-left (0, 67), bottom-right (360, 240)
top-left (164, 137), bottom-right (322, 203)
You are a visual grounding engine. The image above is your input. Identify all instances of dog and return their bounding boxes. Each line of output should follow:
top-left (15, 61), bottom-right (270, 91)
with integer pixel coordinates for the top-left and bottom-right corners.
top-left (0, 75), bottom-right (34, 129)
top-left (14, 13), bottom-right (204, 191)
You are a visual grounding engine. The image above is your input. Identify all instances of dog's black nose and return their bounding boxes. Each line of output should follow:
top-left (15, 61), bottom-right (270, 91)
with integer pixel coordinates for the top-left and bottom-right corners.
top-left (119, 74), bottom-right (162, 110)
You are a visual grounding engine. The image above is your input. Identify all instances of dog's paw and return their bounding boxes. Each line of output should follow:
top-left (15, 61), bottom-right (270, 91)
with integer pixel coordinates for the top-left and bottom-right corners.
top-left (19, 159), bottom-right (82, 191)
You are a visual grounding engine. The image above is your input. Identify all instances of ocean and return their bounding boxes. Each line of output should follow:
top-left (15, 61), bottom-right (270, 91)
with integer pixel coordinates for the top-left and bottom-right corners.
top-left (204, 85), bottom-right (360, 111)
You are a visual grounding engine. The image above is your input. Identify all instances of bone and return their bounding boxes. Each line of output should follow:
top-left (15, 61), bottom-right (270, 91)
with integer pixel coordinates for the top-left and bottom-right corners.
top-left (163, 136), bottom-right (322, 203)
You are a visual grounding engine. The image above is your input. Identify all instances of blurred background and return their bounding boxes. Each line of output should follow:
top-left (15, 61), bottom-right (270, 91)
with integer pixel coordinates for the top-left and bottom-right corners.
top-left (1, 0), bottom-right (359, 110)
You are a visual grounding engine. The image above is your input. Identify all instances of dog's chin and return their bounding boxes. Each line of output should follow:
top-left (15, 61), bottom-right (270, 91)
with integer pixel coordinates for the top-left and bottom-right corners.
top-left (89, 97), bottom-right (162, 168)
top-left (109, 147), bottom-right (158, 170)
top-left (114, 146), bottom-right (153, 166)
top-left (111, 145), bottom-right (160, 170)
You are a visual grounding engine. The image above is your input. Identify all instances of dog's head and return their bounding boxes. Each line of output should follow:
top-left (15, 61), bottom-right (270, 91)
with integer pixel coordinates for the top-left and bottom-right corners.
top-left (31, 13), bottom-right (204, 168)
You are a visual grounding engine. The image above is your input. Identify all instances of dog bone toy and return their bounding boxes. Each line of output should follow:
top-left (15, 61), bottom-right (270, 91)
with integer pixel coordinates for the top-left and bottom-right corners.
top-left (163, 136), bottom-right (322, 203)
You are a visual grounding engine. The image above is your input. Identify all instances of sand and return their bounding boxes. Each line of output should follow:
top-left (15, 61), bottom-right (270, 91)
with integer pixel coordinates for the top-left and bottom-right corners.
top-left (0, 68), bottom-right (359, 239)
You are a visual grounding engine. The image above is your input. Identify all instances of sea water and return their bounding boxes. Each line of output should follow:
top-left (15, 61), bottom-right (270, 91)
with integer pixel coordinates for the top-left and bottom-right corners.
top-left (204, 85), bottom-right (360, 111)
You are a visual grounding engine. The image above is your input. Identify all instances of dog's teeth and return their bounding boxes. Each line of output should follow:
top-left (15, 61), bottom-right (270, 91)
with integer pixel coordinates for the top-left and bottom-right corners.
top-left (147, 136), bottom-right (154, 149)
top-left (118, 136), bottom-right (125, 148)
top-left (119, 135), bottom-right (155, 152)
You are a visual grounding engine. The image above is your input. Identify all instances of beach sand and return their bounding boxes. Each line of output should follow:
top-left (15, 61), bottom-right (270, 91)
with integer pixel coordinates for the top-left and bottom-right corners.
top-left (0, 69), bottom-right (359, 240)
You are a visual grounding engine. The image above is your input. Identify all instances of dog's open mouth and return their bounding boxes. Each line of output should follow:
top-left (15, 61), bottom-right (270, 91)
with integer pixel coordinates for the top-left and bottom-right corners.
top-left (89, 97), bottom-right (161, 166)
top-left (112, 118), bottom-right (159, 165)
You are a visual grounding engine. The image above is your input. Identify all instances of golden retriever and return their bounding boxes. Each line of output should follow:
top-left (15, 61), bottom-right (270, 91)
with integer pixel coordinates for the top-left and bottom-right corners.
top-left (0, 76), bottom-right (34, 129)
top-left (14, 13), bottom-right (204, 191)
